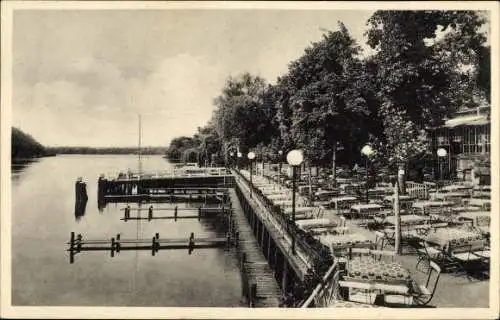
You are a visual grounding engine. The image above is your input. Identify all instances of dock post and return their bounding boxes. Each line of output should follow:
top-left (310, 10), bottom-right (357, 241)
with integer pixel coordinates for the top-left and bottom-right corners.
top-left (250, 283), bottom-right (257, 306)
top-left (69, 250), bottom-right (75, 264)
top-left (226, 233), bottom-right (231, 248)
top-left (188, 232), bottom-right (195, 255)
top-left (155, 233), bottom-right (159, 240)
top-left (76, 234), bottom-right (82, 253)
top-left (116, 234), bottom-right (121, 253)
top-left (151, 237), bottom-right (156, 256)
top-left (70, 232), bottom-right (75, 251)
top-left (111, 237), bottom-right (115, 257)
top-left (174, 206), bottom-right (178, 221)
top-left (189, 193), bottom-right (192, 202)
top-left (148, 205), bottom-right (153, 221)
top-left (198, 207), bottom-right (201, 221)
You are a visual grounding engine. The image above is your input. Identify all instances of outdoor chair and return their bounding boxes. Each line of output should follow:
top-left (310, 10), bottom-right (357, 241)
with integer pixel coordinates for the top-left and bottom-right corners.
top-left (384, 260), bottom-right (442, 307)
top-left (347, 247), bottom-right (372, 260)
top-left (450, 239), bottom-right (487, 264)
top-left (415, 241), bottom-right (442, 273)
top-left (374, 231), bottom-right (386, 250)
top-left (369, 249), bottom-right (395, 262)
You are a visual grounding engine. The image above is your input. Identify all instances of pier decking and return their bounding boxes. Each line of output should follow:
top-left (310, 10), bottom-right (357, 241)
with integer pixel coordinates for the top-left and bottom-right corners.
top-left (229, 189), bottom-right (282, 307)
top-left (67, 232), bottom-right (234, 263)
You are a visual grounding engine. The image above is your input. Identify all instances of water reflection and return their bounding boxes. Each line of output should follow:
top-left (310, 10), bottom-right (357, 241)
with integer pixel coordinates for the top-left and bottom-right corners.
top-left (11, 158), bottom-right (40, 183)
top-left (74, 199), bottom-right (88, 221)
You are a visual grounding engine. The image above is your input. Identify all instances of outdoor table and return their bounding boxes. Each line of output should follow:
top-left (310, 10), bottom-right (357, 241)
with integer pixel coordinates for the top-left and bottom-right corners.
top-left (385, 215), bottom-right (429, 227)
top-left (284, 206), bottom-right (317, 215)
top-left (441, 185), bottom-right (473, 193)
top-left (412, 201), bottom-right (454, 215)
top-left (266, 193), bottom-right (291, 200)
top-left (344, 259), bottom-right (412, 286)
top-left (459, 211), bottom-right (489, 222)
top-left (432, 192), bottom-right (469, 201)
top-left (419, 227), bottom-right (484, 251)
top-left (296, 218), bottom-right (338, 230)
top-left (327, 300), bottom-right (386, 308)
top-left (319, 233), bottom-right (372, 250)
top-left (467, 198), bottom-right (491, 210)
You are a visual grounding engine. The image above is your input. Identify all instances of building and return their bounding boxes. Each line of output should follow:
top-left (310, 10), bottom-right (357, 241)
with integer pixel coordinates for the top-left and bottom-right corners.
top-left (431, 105), bottom-right (491, 185)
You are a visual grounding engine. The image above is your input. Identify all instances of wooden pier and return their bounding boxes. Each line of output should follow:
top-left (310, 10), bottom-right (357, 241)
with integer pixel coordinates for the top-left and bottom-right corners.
top-left (67, 232), bottom-right (235, 263)
top-left (229, 189), bottom-right (282, 308)
top-left (102, 193), bottom-right (227, 204)
top-left (120, 206), bottom-right (231, 221)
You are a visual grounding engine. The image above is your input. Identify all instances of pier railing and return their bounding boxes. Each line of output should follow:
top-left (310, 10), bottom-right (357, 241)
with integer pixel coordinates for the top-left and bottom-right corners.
top-left (102, 167), bottom-right (231, 180)
top-left (233, 169), bottom-right (320, 268)
top-left (300, 260), bottom-right (339, 308)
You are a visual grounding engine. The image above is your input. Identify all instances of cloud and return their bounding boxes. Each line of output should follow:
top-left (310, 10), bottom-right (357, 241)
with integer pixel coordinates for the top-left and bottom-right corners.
top-left (13, 53), bottom-right (227, 147)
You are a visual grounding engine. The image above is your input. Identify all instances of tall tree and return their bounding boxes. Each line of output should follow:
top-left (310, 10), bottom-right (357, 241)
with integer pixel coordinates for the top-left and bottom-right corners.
top-left (277, 23), bottom-right (377, 185)
top-left (212, 73), bottom-right (276, 160)
top-left (366, 10), bottom-right (490, 253)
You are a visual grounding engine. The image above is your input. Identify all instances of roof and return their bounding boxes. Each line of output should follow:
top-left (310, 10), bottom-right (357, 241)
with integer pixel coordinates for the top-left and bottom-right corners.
top-left (443, 115), bottom-right (489, 128)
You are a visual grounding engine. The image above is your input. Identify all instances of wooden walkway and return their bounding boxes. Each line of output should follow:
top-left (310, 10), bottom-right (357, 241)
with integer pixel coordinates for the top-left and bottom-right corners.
top-left (67, 232), bottom-right (232, 263)
top-left (229, 189), bottom-right (282, 308)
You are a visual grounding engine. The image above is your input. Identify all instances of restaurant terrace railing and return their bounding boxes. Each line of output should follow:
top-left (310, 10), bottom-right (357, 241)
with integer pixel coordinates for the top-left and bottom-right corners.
top-left (233, 169), bottom-right (327, 266)
top-left (300, 260), bottom-right (339, 308)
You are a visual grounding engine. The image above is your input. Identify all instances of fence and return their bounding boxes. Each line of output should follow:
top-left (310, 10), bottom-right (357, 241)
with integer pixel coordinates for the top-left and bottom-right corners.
top-left (406, 181), bottom-right (429, 199)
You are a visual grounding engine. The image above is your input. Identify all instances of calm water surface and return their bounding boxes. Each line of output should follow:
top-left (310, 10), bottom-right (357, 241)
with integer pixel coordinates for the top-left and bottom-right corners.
top-left (12, 155), bottom-right (244, 306)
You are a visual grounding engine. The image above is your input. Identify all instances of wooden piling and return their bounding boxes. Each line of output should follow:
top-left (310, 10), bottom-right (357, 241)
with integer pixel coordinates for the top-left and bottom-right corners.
top-left (174, 206), bottom-right (178, 221)
top-left (116, 234), bottom-right (121, 252)
top-left (111, 237), bottom-right (115, 257)
top-left (70, 232), bottom-right (75, 251)
top-left (76, 234), bottom-right (82, 253)
top-left (152, 237), bottom-right (157, 256)
top-left (198, 207), bottom-right (201, 221)
top-left (188, 232), bottom-right (195, 255)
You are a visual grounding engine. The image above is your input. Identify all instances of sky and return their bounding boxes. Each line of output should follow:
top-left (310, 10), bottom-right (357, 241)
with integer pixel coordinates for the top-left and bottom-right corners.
top-left (12, 9), bottom-right (379, 147)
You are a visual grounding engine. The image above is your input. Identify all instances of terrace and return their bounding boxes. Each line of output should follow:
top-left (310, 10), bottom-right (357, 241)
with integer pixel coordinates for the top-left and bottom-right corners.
top-left (242, 166), bottom-right (490, 308)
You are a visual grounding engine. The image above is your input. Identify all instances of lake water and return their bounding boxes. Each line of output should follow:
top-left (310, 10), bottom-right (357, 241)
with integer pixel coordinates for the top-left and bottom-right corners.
top-left (11, 155), bottom-right (244, 307)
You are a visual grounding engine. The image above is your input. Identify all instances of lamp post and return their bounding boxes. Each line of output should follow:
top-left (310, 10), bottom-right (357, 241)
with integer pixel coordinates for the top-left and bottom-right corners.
top-left (437, 148), bottom-right (447, 191)
top-left (248, 152), bottom-right (256, 198)
top-left (287, 149), bottom-right (304, 255)
top-left (229, 151), bottom-right (234, 168)
top-left (237, 151), bottom-right (242, 170)
top-left (278, 150), bottom-right (283, 187)
top-left (361, 145), bottom-right (375, 203)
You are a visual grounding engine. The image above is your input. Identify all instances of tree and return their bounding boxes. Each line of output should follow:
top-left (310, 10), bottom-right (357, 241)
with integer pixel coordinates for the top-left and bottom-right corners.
top-left (212, 73), bottom-right (277, 161)
top-left (11, 127), bottom-right (47, 159)
top-left (366, 10), bottom-right (490, 253)
top-left (276, 23), bottom-right (378, 186)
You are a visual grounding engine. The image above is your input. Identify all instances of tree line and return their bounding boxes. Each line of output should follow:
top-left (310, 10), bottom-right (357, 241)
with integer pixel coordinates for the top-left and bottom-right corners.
top-left (46, 146), bottom-right (168, 155)
top-left (11, 127), bottom-right (51, 160)
top-left (166, 10), bottom-right (490, 191)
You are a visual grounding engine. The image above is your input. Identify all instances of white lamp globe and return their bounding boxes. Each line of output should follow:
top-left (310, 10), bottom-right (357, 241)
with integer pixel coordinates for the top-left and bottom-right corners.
top-left (237, 152), bottom-right (242, 158)
top-left (361, 145), bottom-right (374, 156)
top-left (287, 149), bottom-right (304, 166)
top-left (247, 151), bottom-right (256, 160)
top-left (229, 151), bottom-right (234, 157)
top-left (278, 150), bottom-right (283, 156)
top-left (437, 148), bottom-right (447, 157)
